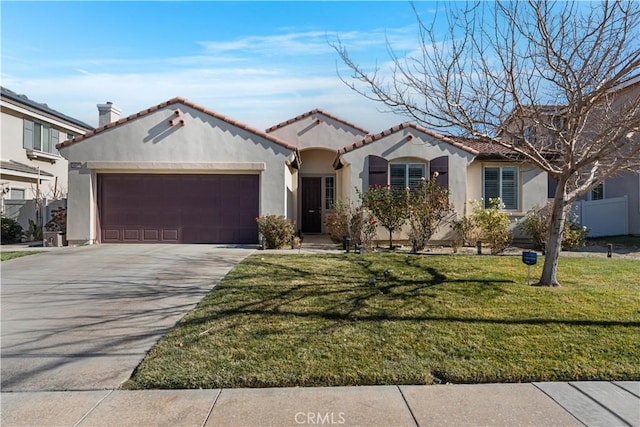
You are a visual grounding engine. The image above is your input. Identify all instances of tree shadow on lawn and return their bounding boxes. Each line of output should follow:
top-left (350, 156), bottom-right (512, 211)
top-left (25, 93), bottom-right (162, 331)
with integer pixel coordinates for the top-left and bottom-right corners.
top-left (190, 259), bottom-right (639, 330)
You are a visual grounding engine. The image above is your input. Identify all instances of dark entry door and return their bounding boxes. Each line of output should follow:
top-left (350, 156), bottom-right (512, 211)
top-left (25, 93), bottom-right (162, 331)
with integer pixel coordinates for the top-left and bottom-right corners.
top-left (301, 177), bottom-right (322, 233)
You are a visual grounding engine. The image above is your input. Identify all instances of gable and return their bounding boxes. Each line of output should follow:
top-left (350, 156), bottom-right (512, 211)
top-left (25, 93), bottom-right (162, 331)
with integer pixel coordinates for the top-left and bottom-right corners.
top-left (266, 109), bottom-right (369, 151)
top-left (57, 99), bottom-right (297, 164)
top-left (339, 122), bottom-right (478, 163)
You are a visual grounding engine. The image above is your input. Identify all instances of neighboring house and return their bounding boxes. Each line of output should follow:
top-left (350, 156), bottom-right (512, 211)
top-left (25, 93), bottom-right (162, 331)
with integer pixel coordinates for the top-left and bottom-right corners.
top-left (58, 98), bottom-right (548, 245)
top-left (502, 75), bottom-right (640, 237)
top-left (1, 87), bottom-right (93, 232)
top-left (1, 87), bottom-right (93, 201)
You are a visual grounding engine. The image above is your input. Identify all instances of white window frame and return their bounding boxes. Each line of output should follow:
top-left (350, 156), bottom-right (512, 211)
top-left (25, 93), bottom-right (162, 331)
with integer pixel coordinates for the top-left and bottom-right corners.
top-left (324, 176), bottom-right (335, 210)
top-left (483, 166), bottom-right (520, 210)
top-left (389, 162), bottom-right (427, 190)
top-left (9, 188), bottom-right (26, 200)
top-left (24, 119), bottom-right (60, 156)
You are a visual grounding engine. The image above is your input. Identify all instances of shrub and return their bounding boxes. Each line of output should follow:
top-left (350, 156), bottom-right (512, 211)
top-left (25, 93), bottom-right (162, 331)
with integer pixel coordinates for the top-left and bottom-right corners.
top-left (450, 215), bottom-right (481, 247)
top-left (324, 201), bottom-right (377, 250)
top-left (1, 217), bottom-right (23, 244)
top-left (407, 174), bottom-right (454, 253)
top-left (324, 201), bottom-right (351, 243)
top-left (470, 198), bottom-right (512, 254)
top-left (350, 205), bottom-right (378, 250)
top-left (520, 204), bottom-right (588, 250)
top-left (45, 207), bottom-right (67, 233)
top-left (26, 219), bottom-right (43, 242)
top-left (256, 215), bottom-right (295, 249)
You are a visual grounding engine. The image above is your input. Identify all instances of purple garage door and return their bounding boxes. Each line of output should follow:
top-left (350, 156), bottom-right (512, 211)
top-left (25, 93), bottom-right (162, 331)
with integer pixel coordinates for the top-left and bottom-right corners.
top-left (98, 174), bottom-right (259, 244)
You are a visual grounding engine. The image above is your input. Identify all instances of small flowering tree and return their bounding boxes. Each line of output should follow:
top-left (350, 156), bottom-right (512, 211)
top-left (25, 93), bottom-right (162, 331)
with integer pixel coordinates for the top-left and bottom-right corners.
top-left (407, 173), bottom-right (454, 252)
top-left (358, 185), bottom-right (408, 249)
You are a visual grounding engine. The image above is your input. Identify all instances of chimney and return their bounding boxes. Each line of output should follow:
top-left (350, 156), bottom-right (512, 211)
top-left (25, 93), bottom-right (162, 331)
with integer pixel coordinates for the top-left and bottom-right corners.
top-left (97, 102), bottom-right (121, 127)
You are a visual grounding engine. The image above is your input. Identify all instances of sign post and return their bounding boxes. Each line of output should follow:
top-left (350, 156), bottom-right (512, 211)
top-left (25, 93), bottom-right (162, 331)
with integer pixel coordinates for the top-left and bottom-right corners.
top-left (522, 251), bottom-right (538, 285)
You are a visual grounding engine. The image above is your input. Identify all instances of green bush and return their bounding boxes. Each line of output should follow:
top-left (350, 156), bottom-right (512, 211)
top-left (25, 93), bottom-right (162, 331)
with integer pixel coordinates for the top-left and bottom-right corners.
top-left (470, 198), bottom-right (512, 254)
top-left (1, 217), bottom-right (23, 244)
top-left (520, 204), bottom-right (588, 250)
top-left (256, 215), bottom-right (295, 249)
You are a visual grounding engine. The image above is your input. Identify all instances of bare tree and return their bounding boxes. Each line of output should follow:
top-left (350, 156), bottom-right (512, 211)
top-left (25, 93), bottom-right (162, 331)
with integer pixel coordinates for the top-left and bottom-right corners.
top-left (334, 0), bottom-right (640, 286)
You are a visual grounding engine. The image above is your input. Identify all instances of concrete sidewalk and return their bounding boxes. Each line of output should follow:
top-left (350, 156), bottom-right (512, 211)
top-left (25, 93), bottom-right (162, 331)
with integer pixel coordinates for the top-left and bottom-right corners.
top-left (2, 382), bottom-right (638, 427)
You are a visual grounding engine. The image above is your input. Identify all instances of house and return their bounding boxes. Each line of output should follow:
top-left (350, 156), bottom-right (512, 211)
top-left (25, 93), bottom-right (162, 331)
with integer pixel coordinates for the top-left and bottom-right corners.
top-left (58, 97), bottom-right (549, 245)
top-left (1, 87), bottom-right (93, 230)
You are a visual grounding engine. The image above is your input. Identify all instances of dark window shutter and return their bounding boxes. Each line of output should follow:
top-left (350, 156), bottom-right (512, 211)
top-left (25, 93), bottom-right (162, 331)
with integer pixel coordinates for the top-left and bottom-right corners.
top-left (431, 156), bottom-right (449, 189)
top-left (23, 120), bottom-right (34, 149)
top-left (368, 155), bottom-right (388, 187)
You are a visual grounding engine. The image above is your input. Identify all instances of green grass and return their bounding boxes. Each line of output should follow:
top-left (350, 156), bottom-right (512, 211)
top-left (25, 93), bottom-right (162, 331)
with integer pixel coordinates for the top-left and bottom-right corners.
top-left (124, 253), bottom-right (640, 389)
top-left (1, 251), bottom-right (42, 261)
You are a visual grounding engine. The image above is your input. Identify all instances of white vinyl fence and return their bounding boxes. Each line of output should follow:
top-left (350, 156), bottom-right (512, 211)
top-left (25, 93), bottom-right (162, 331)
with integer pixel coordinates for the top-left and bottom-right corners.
top-left (572, 195), bottom-right (628, 237)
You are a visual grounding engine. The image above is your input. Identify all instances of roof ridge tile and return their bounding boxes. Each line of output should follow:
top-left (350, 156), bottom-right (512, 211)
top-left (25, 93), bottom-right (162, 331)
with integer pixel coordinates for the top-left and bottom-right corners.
top-left (265, 108), bottom-right (369, 134)
top-left (56, 97), bottom-right (298, 152)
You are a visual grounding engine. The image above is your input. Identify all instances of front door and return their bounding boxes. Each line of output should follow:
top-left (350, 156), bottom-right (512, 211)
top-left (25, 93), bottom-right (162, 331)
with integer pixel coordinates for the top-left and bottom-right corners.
top-left (301, 177), bottom-right (322, 233)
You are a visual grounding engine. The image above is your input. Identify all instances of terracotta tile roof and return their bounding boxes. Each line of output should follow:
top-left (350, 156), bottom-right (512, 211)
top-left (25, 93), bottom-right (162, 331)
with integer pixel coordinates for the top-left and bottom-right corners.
top-left (337, 122), bottom-right (480, 156)
top-left (1, 160), bottom-right (55, 177)
top-left (455, 138), bottom-right (522, 159)
top-left (56, 97), bottom-right (298, 152)
top-left (265, 108), bottom-right (369, 134)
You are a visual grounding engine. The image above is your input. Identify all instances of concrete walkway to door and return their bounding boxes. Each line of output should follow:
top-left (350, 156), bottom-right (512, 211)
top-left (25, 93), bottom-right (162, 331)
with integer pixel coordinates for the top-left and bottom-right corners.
top-left (1, 244), bottom-right (254, 392)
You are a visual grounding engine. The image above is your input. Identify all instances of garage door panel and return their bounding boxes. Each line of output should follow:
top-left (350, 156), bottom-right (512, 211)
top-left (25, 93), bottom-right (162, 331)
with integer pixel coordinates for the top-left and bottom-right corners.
top-left (123, 229), bottom-right (141, 241)
top-left (98, 174), bottom-right (259, 244)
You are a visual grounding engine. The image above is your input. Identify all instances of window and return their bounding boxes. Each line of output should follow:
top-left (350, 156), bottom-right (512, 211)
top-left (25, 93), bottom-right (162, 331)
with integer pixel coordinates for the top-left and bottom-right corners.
top-left (9, 188), bottom-right (25, 200)
top-left (23, 120), bottom-right (59, 155)
top-left (389, 163), bottom-right (426, 190)
top-left (523, 126), bottom-right (536, 144)
top-left (325, 176), bottom-right (335, 209)
top-left (589, 183), bottom-right (604, 201)
top-left (484, 166), bottom-right (519, 210)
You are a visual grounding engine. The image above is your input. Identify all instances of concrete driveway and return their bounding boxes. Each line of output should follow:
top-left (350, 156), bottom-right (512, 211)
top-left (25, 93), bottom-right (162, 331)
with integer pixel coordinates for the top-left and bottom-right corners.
top-left (1, 244), bottom-right (254, 391)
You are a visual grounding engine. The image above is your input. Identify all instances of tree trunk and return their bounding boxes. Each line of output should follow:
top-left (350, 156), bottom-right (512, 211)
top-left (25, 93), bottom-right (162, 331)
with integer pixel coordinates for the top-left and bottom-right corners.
top-left (537, 180), bottom-right (568, 287)
top-left (389, 229), bottom-right (393, 249)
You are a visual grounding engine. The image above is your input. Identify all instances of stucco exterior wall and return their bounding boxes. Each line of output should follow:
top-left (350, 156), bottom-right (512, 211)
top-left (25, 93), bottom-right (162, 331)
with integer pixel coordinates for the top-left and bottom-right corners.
top-left (268, 114), bottom-right (366, 150)
top-left (60, 103), bottom-right (294, 244)
top-left (338, 128), bottom-right (476, 242)
top-left (341, 128), bottom-right (475, 216)
top-left (299, 149), bottom-right (336, 175)
top-left (467, 160), bottom-right (547, 238)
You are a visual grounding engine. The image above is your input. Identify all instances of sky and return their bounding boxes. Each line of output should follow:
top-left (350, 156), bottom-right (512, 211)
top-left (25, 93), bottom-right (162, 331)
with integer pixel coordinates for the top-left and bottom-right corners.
top-left (1, 1), bottom-right (438, 132)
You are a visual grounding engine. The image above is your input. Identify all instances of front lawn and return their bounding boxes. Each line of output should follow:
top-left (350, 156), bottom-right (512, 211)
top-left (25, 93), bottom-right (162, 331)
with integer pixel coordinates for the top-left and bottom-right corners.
top-left (0, 251), bottom-right (43, 261)
top-left (124, 253), bottom-right (640, 389)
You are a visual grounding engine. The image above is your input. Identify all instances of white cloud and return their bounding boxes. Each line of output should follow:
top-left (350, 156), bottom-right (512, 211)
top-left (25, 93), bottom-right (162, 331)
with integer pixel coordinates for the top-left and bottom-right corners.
top-left (2, 24), bottom-right (423, 133)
